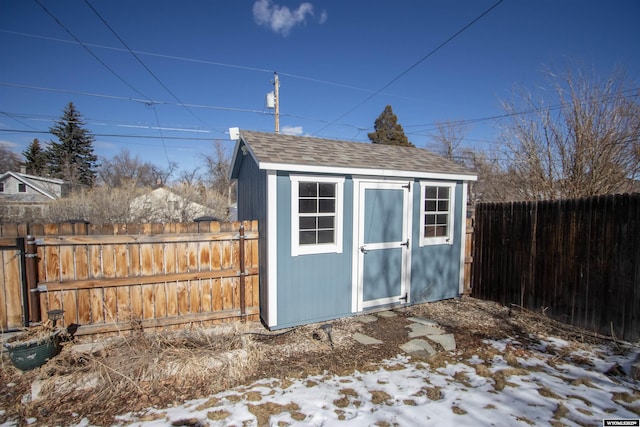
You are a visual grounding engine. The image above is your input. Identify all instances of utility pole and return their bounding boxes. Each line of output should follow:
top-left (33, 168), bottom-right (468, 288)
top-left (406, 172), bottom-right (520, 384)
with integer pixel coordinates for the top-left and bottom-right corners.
top-left (273, 72), bottom-right (280, 134)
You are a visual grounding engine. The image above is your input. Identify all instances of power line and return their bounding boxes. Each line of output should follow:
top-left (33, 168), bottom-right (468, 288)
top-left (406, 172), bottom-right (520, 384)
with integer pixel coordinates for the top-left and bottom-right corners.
top-left (0, 82), bottom-right (158, 105)
top-left (0, 82), bottom-right (268, 117)
top-left (312, 0), bottom-right (505, 136)
top-left (0, 29), bottom-right (428, 103)
top-left (82, 0), bottom-right (221, 134)
top-left (405, 86), bottom-right (640, 132)
top-left (0, 128), bottom-right (226, 142)
top-left (33, 0), bottom-right (152, 102)
top-left (149, 104), bottom-right (171, 166)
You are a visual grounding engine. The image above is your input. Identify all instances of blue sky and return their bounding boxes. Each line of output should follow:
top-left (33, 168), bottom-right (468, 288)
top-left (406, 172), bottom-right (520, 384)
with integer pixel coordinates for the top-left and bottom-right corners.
top-left (1, 0), bottom-right (639, 176)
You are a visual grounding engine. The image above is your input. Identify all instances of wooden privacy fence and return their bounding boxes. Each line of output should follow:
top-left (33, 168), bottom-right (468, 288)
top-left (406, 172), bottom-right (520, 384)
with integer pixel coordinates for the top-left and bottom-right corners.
top-left (472, 193), bottom-right (639, 342)
top-left (0, 221), bottom-right (259, 336)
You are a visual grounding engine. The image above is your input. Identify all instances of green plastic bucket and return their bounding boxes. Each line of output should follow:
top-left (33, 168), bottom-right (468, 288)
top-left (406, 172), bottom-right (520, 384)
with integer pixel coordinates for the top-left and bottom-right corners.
top-left (4, 333), bottom-right (61, 371)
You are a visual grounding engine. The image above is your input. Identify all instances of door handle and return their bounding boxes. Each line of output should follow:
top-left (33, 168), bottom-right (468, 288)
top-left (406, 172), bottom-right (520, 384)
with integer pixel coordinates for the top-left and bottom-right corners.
top-left (360, 245), bottom-right (369, 254)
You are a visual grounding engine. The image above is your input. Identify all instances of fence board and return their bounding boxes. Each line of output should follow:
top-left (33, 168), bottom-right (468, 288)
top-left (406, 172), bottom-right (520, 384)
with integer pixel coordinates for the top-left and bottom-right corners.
top-left (1, 244), bottom-right (22, 329)
top-left (472, 194), bottom-right (640, 342)
top-left (90, 288), bottom-right (103, 324)
top-left (0, 221), bottom-right (259, 335)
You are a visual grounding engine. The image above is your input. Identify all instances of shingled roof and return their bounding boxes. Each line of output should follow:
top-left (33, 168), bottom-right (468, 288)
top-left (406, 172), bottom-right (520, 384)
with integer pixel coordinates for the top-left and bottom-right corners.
top-left (235, 130), bottom-right (476, 180)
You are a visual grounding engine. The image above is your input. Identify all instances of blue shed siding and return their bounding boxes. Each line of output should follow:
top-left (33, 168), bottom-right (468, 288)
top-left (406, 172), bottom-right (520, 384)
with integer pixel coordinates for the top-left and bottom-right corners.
top-left (274, 173), bottom-right (354, 328)
top-left (409, 181), bottom-right (464, 303)
top-left (235, 154), bottom-right (271, 323)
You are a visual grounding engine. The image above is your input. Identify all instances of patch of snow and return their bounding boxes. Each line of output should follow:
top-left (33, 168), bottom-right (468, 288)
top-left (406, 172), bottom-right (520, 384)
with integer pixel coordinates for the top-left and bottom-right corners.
top-left (2, 338), bottom-right (639, 427)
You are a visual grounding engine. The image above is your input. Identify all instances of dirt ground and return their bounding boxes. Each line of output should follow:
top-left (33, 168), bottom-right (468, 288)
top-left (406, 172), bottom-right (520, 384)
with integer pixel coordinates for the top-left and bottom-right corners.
top-left (0, 296), bottom-right (633, 426)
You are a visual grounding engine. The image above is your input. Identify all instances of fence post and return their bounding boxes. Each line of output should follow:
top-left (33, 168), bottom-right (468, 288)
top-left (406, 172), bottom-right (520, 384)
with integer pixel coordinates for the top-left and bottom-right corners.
top-left (25, 235), bottom-right (40, 325)
top-left (238, 223), bottom-right (246, 318)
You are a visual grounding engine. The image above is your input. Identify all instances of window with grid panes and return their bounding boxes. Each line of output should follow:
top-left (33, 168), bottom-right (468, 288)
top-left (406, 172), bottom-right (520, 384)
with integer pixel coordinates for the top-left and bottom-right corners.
top-left (298, 181), bottom-right (336, 245)
top-left (420, 182), bottom-right (455, 246)
top-left (290, 175), bottom-right (344, 256)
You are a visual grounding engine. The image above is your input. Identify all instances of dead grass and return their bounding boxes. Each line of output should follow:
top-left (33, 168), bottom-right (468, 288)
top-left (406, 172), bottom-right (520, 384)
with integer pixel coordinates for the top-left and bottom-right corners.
top-left (0, 296), bottom-right (632, 426)
top-left (247, 402), bottom-right (300, 427)
top-left (1, 322), bottom-right (260, 426)
top-left (369, 390), bottom-right (392, 405)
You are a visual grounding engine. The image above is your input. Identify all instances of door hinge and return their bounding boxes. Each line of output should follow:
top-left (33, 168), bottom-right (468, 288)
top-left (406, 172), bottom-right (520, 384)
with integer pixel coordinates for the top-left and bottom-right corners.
top-left (399, 293), bottom-right (408, 302)
top-left (400, 239), bottom-right (410, 248)
top-left (402, 182), bottom-right (411, 192)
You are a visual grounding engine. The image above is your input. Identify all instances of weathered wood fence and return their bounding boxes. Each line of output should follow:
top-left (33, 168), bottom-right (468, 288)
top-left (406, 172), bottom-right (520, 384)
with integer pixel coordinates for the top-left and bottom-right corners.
top-left (0, 221), bottom-right (259, 336)
top-left (472, 193), bottom-right (639, 342)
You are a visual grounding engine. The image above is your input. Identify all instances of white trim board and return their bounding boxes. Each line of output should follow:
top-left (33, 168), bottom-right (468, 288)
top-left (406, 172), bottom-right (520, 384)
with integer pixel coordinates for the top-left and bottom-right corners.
top-left (258, 162), bottom-right (477, 182)
top-left (266, 170), bottom-right (278, 328)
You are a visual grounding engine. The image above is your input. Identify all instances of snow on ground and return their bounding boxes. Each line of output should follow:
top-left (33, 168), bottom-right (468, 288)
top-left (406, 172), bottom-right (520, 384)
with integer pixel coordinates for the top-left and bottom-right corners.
top-left (3, 336), bottom-right (639, 427)
top-left (106, 337), bottom-right (639, 426)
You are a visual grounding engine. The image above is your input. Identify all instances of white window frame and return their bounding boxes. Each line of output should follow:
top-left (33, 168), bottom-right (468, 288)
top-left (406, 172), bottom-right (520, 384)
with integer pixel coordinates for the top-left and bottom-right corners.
top-left (290, 175), bottom-right (344, 256)
top-left (419, 181), bottom-right (456, 246)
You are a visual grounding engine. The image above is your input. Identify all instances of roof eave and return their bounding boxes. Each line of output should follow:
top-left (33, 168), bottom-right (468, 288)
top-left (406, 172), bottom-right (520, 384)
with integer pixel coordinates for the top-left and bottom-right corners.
top-left (257, 161), bottom-right (477, 181)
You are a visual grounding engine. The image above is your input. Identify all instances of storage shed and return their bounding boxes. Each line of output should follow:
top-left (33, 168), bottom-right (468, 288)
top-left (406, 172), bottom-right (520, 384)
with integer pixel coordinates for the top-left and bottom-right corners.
top-left (230, 130), bottom-right (477, 329)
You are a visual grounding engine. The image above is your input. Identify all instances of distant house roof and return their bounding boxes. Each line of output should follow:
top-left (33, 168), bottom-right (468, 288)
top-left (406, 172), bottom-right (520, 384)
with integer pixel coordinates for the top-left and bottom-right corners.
top-left (231, 130), bottom-right (476, 181)
top-left (0, 171), bottom-right (65, 201)
top-left (129, 187), bottom-right (216, 222)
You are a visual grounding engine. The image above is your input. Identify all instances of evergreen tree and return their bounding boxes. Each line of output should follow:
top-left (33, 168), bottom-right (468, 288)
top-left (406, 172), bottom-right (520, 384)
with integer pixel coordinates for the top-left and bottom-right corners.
top-left (367, 105), bottom-right (414, 147)
top-left (47, 102), bottom-right (98, 186)
top-left (22, 138), bottom-right (48, 175)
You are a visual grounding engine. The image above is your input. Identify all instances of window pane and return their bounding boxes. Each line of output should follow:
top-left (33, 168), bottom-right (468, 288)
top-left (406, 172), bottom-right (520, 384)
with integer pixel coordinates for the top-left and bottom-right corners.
top-left (318, 216), bottom-right (334, 229)
top-left (426, 214), bottom-right (436, 225)
top-left (299, 199), bottom-right (317, 213)
top-left (319, 199), bottom-right (335, 213)
top-left (425, 200), bottom-right (436, 212)
top-left (299, 231), bottom-right (317, 245)
top-left (436, 214), bottom-right (448, 225)
top-left (318, 183), bottom-right (335, 197)
top-left (437, 186), bottom-right (450, 199)
top-left (437, 200), bottom-right (449, 212)
top-left (317, 230), bottom-right (334, 244)
top-left (425, 226), bottom-right (435, 237)
top-left (299, 182), bottom-right (317, 197)
top-left (425, 187), bottom-right (437, 199)
top-left (434, 225), bottom-right (447, 237)
top-left (300, 217), bottom-right (316, 230)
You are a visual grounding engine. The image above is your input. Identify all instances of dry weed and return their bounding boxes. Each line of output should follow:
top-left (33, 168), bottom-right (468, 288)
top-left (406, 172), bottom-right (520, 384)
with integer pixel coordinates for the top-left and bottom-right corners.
top-left (369, 390), bottom-right (392, 405)
top-left (247, 402), bottom-right (300, 427)
top-left (2, 321), bottom-right (262, 426)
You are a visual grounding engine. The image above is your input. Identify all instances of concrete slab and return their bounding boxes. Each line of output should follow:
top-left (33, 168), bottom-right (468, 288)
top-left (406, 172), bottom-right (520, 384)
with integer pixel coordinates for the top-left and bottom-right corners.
top-left (376, 311), bottom-right (397, 318)
top-left (406, 323), bottom-right (445, 338)
top-left (407, 317), bottom-right (440, 327)
top-left (353, 333), bottom-right (383, 345)
top-left (426, 333), bottom-right (457, 351)
top-left (400, 339), bottom-right (436, 358)
top-left (71, 341), bottom-right (107, 355)
top-left (354, 315), bottom-right (378, 323)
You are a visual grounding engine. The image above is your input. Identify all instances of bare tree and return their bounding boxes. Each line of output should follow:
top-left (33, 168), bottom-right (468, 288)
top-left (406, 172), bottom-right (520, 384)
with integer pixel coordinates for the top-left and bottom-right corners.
top-left (0, 145), bottom-right (21, 173)
top-left (98, 149), bottom-right (158, 188)
top-left (151, 161), bottom-right (178, 187)
top-left (499, 66), bottom-right (640, 200)
top-left (177, 167), bottom-right (201, 187)
top-left (427, 120), bottom-right (469, 163)
top-left (47, 182), bottom-right (147, 223)
top-left (201, 140), bottom-right (235, 204)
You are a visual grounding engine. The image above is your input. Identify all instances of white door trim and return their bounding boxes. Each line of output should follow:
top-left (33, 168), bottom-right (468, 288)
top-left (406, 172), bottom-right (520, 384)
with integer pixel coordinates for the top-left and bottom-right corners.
top-left (352, 177), bottom-right (412, 313)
